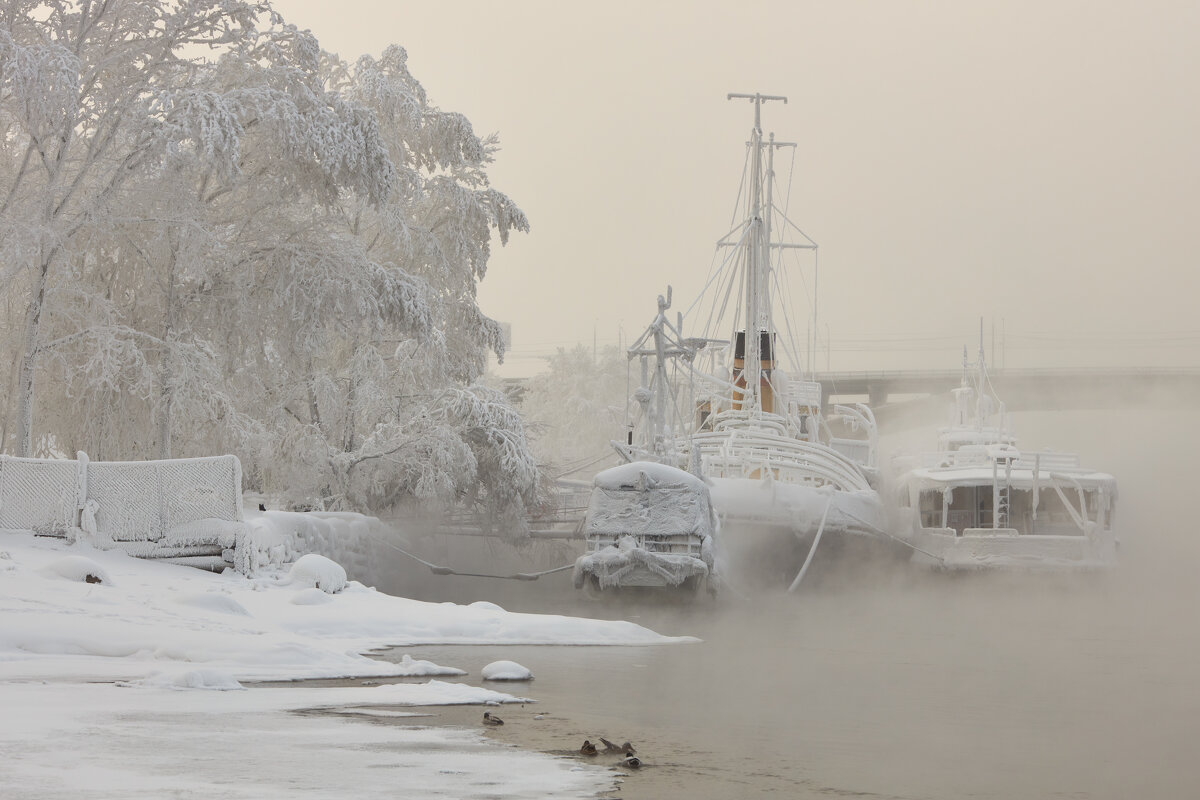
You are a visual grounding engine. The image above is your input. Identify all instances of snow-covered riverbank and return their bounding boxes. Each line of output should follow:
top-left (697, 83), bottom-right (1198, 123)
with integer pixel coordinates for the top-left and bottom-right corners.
top-left (0, 528), bottom-right (695, 798)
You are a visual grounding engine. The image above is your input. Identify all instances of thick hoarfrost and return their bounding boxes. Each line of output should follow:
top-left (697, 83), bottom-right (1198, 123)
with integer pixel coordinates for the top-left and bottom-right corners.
top-left (574, 535), bottom-right (712, 589)
top-left (1, 4), bottom-right (537, 536)
top-left (586, 462), bottom-right (714, 538)
top-left (575, 461), bottom-right (718, 590)
top-left (708, 479), bottom-right (888, 536)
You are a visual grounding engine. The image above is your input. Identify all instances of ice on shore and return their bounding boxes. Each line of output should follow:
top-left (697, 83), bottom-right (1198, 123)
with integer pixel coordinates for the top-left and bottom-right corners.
top-left (482, 659), bottom-right (534, 681)
top-left (396, 653), bottom-right (467, 677)
top-left (0, 524), bottom-right (683, 798)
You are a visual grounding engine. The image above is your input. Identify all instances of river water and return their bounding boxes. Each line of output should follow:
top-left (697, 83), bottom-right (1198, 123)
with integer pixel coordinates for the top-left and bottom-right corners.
top-left (375, 561), bottom-right (1200, 799)
top-left (360, 408), bottom-right (1200, 798)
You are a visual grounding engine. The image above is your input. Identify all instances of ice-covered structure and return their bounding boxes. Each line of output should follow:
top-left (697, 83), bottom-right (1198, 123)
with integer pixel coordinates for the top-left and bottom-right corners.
top-left (0, 452), bottom-right (251, 571)
top-left (573, 462), bottom-right (718, 594)
top-left (606, 95), bottom-right (887, 590)
top-left (890, 348), bottom-right (1119, 569)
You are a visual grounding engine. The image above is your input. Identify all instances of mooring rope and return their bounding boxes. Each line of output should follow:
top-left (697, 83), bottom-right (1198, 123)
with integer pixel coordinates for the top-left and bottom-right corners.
top-left (787, 492), bottom-right (834, 593)
top-left (369, 529), bottom-right (578, 581)
top-left (836, 506), bottom-right (947, 565)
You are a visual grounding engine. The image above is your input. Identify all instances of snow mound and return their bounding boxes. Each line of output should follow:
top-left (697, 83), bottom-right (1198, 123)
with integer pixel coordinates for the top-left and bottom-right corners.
top-left (481, 660), bottom-right (533, 681)
top-left (468, 601), bottom-right (504, 611)
top-left (174, 592), bottom-right (251, 616)
top-left (39, 555), bottom-right (110, 585)
top-left (291, 588), bottom-right (334, 605)
top-left (395, 654), bottom-right (467, 677)
top-left (287, 554), bottom-right (347, 593)
top-left (136, 669), bottom-right (245, 691)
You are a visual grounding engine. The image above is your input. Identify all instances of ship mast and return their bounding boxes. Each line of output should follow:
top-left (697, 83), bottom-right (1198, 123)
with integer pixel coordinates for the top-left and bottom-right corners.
top-left (727, 92), bottom-right (786, 413)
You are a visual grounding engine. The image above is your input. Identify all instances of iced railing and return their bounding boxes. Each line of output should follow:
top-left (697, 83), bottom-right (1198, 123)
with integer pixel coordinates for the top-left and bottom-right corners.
top-left (914, 449), bottom-right (1082, 471)
top-left (789, 380), bottom-right (823, 409)
top-left (0, 453), bottom-right (246, 563)
top-left (0, 456), bottom-right (77, 534)
top-left (690, 428), bottom-right (872, 492)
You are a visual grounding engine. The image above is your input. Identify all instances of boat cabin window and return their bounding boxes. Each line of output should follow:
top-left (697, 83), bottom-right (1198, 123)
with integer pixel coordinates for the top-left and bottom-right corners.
top-left (944, 485), bottom-right (991, 533)
top-left (918, 490), bottom-right (943, 529)
top-left (1036, 491), bottom-right (1075, 526)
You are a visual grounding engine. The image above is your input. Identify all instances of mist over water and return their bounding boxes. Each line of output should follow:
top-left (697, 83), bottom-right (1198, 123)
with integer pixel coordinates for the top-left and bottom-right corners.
top-left (378, 403), bottom-right (1200, 798)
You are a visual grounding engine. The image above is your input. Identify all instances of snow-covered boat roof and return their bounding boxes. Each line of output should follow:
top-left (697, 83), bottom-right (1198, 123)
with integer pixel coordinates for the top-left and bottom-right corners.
top-left (592, 461), bottom-right (708, 492)
top-left (904, 465), bottom-right (1117, 489)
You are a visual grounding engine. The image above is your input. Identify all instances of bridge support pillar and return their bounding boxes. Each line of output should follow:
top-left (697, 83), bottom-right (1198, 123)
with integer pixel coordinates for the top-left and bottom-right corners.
top-left (868, 384), bottom-right (888, 408)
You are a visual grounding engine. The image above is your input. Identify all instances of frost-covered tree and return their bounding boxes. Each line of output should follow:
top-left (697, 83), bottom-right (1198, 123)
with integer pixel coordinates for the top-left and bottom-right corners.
top-left (0, 2), bottom-right (539, 532)
top-left (0, 0), bottom-right (267, 457)
top-left (521, 344), bottom-right (628, 476)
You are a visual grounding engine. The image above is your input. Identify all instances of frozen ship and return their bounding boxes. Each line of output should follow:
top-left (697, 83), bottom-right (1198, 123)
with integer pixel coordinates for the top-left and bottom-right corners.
top-left (891, 347), bottom-right (1119, 569)
top-left (577, 93), bottom-right (887, 594)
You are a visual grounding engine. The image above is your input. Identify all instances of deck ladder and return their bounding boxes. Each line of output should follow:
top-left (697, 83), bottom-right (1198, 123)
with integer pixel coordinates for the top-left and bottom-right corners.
top-left (992, 458), bottom-right (1012, 529)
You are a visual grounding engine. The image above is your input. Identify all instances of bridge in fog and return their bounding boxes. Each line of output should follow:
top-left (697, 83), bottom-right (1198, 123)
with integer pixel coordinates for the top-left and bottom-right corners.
top-left (501, 366), bottom-right (1199, 424)
top-left (813, 366), bottom-right (1200, 425)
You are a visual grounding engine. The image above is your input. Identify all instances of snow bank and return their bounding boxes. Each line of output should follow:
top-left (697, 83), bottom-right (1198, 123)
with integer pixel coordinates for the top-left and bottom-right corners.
top-left (133, 668), bottom-right (245, 691)
top-left (481, 660), bottom-right (533, 681)
top-left (39, 554), bottom-right (111, 585)
top-left (0, 530), bottom-right (695, 685)
top-left (242, 509), bottom-right (400, 582)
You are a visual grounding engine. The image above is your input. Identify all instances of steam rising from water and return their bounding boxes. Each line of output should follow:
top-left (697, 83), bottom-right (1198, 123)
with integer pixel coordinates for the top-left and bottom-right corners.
top-left (381, 400), bottom-right (1200, 797)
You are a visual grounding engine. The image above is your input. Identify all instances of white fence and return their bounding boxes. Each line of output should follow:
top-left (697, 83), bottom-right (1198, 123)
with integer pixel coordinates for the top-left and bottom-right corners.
top-left (0, 453), bottom-right (247, 567)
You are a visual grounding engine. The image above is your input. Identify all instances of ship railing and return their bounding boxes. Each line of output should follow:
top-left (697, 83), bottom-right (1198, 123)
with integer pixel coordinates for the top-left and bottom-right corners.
top-left (914, 449), bottom-right (1082, 471)
top-left (1016, 451), bottom-right (1081, 471)
top-left (692, 432), bottom-right (871, 491)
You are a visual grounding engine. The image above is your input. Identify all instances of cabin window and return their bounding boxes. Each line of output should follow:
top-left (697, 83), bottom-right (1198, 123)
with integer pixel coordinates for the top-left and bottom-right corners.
top-left (1008, 489), bottom-right (1033, 533)
top-left (1035, 490), bottom-right (1076, 527)
top-left (919, 490), bottom-right (943, 529)
top-left (945, 485), bottom-right (990, 532)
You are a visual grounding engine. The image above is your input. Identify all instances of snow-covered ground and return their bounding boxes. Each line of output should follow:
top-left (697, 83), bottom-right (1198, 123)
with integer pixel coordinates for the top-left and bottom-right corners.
top-left (0, 526), bottom-right (695, 798)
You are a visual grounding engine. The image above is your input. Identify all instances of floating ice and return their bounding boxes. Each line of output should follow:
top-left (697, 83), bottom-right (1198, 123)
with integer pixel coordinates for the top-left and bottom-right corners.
top-left (468, 600), bottom-right (505, 611)
top-left (481, 660), bottom-right (533, 681)
top-left (134, 669), bottom-right (245, 691)
top-left (394, 653), bottom-right (467, 677)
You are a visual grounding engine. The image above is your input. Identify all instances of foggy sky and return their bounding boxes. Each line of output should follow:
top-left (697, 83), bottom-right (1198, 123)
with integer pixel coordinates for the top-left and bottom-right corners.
top-left (270, 0), bottom-right (1200, 377)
